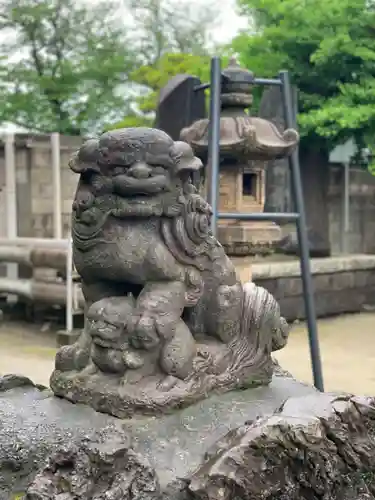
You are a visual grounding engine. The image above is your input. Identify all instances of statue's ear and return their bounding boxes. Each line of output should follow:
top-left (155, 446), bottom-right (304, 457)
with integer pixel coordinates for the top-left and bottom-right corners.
top-left (170, 141), bottom-right (203, 175)
top-left (69, 152), bottom-right (84, 173)
top-left (69, 139), bottom-right (100, 174)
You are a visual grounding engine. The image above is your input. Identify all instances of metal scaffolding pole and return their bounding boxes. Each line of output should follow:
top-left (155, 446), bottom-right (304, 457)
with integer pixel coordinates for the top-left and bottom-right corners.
top-left (207, 56), bottom-right (221, 237)
top-left (279, 70), bottom-right (324, 391)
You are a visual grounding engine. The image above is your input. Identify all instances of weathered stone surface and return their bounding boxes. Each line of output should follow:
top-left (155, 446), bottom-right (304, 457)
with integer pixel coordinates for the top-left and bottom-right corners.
top-left (0, 386), bottom-right (129, 498)
top-left (0, 375), bottom-right (315, 497)
top-left (25, 433), bottom-right (159, 500)
top-left (5, 375), bottom-right (375, 500)
top-left (0, 374), bottom-right (46, 392)
top-left (161, 480), bottom-right (191, 500)
top-left (187, 393), bottom-right (375, 500)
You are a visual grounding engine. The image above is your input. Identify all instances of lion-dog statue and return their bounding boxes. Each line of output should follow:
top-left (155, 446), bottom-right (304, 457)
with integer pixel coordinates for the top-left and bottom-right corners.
top-left (50, 127), bottom-right (289, 418)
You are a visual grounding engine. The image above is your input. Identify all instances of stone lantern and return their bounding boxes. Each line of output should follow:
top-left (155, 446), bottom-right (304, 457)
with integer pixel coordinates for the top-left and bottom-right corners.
top-left (180, 59), bottom-right (299, 256)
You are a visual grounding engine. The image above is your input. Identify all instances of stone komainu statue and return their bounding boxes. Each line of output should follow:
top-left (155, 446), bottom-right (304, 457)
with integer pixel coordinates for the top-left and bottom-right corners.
top-left (50, 127), bottom-right (289, 418)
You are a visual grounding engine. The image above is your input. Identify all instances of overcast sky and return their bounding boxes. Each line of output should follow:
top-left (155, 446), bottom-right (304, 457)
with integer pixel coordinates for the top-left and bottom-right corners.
top-left (209, 0), bottom-right (248, 43)
top-left (119, 0), bottom-right (248, 46)
top-left (87, 0), bottom-right (248, 45)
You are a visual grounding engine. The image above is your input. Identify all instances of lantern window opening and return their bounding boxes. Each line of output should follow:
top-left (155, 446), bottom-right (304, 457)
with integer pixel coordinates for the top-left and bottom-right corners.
top-left (242, 171), bottom-right (257, 198)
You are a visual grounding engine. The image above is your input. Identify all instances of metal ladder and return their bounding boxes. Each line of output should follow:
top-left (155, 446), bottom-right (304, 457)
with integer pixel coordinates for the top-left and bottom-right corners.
top-left (202, 56), bottom-right (324, 391)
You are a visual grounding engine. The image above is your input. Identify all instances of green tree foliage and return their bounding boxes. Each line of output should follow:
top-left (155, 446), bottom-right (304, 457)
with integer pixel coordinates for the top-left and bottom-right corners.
top-left (232, 0), bottom-right (375, 155)
top-left (110, 0), bottom-right (216, 129)
top-left (0, 0), bottom-right (137, 135)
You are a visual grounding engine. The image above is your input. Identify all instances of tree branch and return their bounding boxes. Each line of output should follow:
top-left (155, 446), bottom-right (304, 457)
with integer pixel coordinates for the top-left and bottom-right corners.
top-left (49, 0), bottom-right (66, 78)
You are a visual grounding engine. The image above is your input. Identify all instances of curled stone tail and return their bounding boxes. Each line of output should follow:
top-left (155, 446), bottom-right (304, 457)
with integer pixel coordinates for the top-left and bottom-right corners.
top-left (228, 282), bottom-right (290, 381)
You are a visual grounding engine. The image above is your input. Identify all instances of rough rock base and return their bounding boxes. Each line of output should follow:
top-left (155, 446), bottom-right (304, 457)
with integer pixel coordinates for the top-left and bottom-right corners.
top-left (5, 374), bottom-right (375, 500)
top-left (25, 433), bottom-right (159, 500)
top-left (187, 393), bottom-right (375, 500)
top-left (0, 374), bottom-right (314, 498)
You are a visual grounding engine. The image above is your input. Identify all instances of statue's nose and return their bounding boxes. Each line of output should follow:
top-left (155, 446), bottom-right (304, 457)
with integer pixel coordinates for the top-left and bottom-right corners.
top-left (128, 162), bottom-right (152, 179)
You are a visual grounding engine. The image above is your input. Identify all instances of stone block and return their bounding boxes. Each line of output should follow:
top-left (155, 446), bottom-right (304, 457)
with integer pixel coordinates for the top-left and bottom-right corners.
top-left (330, 271), bottom-right (356, 291)
top-left (33, 182), bottom-right (53, 199)
top-left (278, 296), bottom-right (305, 321)
top-left (279, 287), bottom-right (367, 321)
top-left (31, 148), bottom-right (51, 169)
top-left (366, 270), bottom-right (375, 286)
top-left (313, 273), bottom-right (333, 291)
top-left (32, 214), bottom-right (53, 238)
top-left (353, 269), bottom-right (371, 287)
top-left (254, 278), bottom-right (280, 297)
top-left (320, 288), bottom-right (362, 315)
top-left (281, 276), bottom-right (303, 296)
top-left (364, 285), bottom-right (375, 306)
top-left (32, 199), bottom-right (54, 215)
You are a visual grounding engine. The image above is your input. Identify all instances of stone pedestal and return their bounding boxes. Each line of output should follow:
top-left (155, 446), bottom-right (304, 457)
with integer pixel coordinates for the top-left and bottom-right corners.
top-left (219, 222), bottom-right (281, 255)
top-left (217, 164), bottom-right (281, 255)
